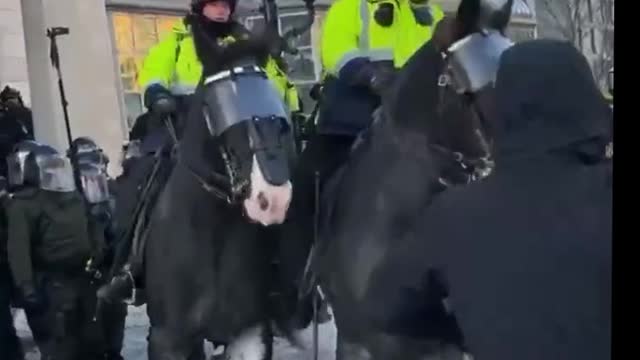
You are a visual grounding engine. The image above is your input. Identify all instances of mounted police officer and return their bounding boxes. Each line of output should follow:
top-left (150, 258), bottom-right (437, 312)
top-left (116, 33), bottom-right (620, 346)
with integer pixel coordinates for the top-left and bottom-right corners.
top-left (68, 137), bottom-right (126, 360)
top-left (277, 0), bottom-right (445, 329)
top-left (134, 0), bottom-right (300, 143)
top-left (0, 140), bottom-right (50, 352)
top-left (6, 144), bottom-right (107, 360)
top-left (97, 0), bottom-right (301, 305)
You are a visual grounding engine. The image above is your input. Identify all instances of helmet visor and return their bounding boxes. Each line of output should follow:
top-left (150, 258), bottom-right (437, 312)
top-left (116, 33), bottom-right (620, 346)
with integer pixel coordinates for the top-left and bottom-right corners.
top-left (79, 164), bottom-right (110, 203)
top-left (37, 155), bottom-right (76, 192)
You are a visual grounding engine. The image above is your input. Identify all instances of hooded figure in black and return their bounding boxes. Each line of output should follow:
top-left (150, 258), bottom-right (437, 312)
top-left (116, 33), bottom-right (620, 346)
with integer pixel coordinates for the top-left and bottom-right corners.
top-left (0, 86), bottom-right (34, 177)
top-left (365, 40), bottom-right (612, 360)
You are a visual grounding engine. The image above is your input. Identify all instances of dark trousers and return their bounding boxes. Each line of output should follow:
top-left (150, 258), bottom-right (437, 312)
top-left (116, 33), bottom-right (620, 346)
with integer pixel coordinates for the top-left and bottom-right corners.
top-left (0, 266), bottom-right (23, 360)
top-left (40, 274), bottom-right (106, 360)
top-left (277, 134), bottom-right (356, 313)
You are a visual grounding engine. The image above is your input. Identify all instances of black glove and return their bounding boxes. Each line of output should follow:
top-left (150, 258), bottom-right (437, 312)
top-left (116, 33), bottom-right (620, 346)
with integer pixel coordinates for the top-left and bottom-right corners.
top-left (143, 84), bottom-right (176, 115)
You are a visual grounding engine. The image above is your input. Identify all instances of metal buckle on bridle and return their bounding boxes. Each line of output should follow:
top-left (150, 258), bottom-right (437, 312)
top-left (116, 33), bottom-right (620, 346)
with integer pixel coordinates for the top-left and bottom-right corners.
top-left (438, 73), bottom-right (450, 87)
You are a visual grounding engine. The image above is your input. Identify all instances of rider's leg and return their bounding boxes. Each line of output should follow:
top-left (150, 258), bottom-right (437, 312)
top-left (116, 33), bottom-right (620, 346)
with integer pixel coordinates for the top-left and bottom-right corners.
top-left (98, 153), bottom-right (175, 305)
top-left (276, 133), bottom-right (355, 329)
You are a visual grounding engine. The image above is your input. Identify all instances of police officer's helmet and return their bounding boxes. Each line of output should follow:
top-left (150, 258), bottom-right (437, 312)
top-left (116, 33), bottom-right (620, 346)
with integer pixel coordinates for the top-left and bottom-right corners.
top-left (6, 140), bottom-right (42, 188)
top-left (191, 0), bottom-right (237, 15)
top-left (67, 136), bottom-right (109, 168)
top-left (23, 145), bottom-right (59, 188)
top-left (0, 86), bottom-right (23, 107)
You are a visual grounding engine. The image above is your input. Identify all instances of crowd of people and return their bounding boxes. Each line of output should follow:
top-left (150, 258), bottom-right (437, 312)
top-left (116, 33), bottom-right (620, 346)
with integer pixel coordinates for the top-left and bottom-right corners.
top-left (0, 85), bottom-right (128, 359)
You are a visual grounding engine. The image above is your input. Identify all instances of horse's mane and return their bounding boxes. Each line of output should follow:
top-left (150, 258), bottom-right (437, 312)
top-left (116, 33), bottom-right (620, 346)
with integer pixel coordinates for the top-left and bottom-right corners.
top-left (187, 15), bottom-right (272, 75)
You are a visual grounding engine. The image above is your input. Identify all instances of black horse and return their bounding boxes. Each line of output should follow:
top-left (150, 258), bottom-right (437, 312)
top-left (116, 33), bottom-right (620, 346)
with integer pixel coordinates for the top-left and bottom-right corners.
top-left (141, 25), bottom-right (300, 360)
top-left (304, 24), bottom-right (496, 360)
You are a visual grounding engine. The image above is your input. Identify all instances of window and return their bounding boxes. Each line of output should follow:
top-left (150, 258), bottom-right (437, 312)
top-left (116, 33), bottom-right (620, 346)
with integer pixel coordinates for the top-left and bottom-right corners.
top-left (243, 12), bottom-right (321, 113)
top-left (111, 11), bottom-right (182, 128)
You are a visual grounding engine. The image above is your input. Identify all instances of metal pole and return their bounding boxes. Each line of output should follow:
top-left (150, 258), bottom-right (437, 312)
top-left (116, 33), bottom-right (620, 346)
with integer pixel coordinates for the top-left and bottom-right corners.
top-left (46, 27), bottom-right (73, 147)
top-left (312, 170), bottom-right (320, 360)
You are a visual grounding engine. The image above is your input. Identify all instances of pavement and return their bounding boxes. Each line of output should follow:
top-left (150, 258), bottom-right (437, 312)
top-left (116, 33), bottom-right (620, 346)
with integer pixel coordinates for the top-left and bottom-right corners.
top-left (14, 305), bottom-right (337, 359)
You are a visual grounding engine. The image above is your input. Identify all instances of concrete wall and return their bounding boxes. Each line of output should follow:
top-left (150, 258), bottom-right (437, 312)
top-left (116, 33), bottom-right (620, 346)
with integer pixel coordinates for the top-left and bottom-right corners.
top-left (21, 0), bottom-right (126, 176)
top-left (0, 0), bottom-right (30, 104)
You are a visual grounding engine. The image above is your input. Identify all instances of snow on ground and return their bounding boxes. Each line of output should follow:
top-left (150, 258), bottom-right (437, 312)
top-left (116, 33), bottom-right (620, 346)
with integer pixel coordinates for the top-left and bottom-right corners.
top-left (14, 305), bottom-right (337, 359)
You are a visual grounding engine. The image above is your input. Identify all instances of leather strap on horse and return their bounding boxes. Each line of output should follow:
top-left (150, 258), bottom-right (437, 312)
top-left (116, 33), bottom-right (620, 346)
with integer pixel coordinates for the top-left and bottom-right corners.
top-left (163, 114), bottom-right (236, 204)
top-left (106, 146), bottom-right (166, 281)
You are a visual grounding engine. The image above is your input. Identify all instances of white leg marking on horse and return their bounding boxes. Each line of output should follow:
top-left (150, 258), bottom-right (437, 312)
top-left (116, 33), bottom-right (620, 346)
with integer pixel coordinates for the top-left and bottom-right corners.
top-left (243, 154), bottom-right (292, 226)
top-left (225, 325), bottom-right (267, 360)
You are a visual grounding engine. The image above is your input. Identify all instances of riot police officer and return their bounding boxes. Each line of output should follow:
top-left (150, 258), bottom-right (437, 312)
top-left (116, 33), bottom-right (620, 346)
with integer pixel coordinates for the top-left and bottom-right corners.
top-left (4, 140), bottom-right (53, 356)
top-left (6, 144), bottom-right (106, 360)
top-left (0, 173), bottom-right (23, 360)
top-left (68, 137), bottom-right (126, 360)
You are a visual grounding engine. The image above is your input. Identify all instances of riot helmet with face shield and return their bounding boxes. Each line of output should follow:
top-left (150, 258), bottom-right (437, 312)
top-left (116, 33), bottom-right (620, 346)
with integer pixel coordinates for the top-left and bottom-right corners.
top-left (23, 145), bottom-right (76, 192)
top-left (6, 140), bottom-right (42, 188)
top-left (76, 162), bottom-right (111, 204)
top-left (68, 136), bottom-right (109, 172)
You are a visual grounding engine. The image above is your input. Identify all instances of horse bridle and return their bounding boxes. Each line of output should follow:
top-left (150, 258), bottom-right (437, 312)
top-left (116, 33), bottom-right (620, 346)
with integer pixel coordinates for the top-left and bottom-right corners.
top-left (432, 65), bottom-right (494, 186)
top-left (163, 114), bottom-right (243, 205)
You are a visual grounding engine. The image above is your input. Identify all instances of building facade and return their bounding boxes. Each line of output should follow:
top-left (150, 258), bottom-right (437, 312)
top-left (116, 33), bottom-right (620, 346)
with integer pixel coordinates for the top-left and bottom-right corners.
top-left (0, 0), bottom-right (535, 175)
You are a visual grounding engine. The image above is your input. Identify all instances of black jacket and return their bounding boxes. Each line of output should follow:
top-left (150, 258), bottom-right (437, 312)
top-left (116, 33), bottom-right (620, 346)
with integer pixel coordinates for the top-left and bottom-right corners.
top-left (366, 40), bottom-right (612, 360)
top-left (0, 106), bottom-right (34, 177)
top-left (6, 189), bottom-right (99, 287)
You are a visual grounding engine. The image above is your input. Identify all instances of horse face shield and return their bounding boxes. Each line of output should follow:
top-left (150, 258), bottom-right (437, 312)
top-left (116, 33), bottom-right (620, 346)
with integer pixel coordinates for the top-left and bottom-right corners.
top-left (444, 31), bottom-right (512, 141)
top-left (201, 66), bottom-right (294, 225)
top-left (445, 31), bottom-right (513, 95)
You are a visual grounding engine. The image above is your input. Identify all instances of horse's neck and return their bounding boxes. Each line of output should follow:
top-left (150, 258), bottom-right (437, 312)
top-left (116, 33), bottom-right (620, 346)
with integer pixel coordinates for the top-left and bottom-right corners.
top-left (386, 42), bottom-right (444, 135)
top-left (369, 110), bottom-right (433, 164)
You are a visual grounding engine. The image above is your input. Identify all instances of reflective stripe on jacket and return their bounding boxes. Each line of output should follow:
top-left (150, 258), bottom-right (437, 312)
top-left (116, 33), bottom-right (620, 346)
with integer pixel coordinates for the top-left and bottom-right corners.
top-left (317, 0), bottom-right (443, 135)
top-left (320, 0), bottom-right (444, 73)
